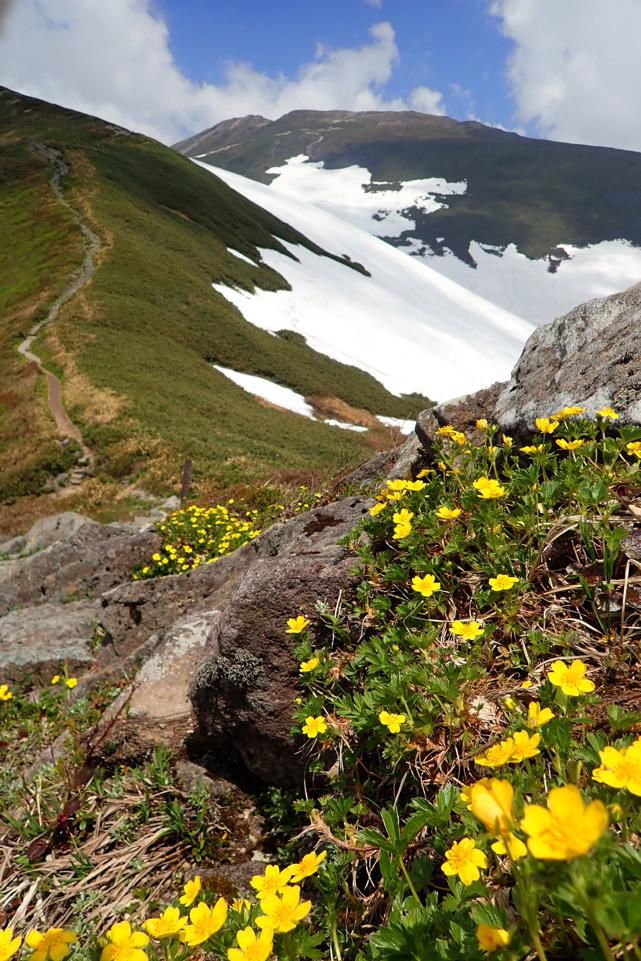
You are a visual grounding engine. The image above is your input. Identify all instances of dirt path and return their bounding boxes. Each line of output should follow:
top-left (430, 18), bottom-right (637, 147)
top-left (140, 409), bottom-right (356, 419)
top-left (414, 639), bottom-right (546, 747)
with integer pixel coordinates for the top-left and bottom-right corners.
top-left (18, 144), bottom-right (101, 465)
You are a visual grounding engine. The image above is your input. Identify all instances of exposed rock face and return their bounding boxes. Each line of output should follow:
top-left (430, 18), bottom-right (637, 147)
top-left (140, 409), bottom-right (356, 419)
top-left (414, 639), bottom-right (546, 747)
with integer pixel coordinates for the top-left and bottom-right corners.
top-left (0, 523), bottom-right (160, 616)
top-left (128, 610), bottom-right (222, 725)
top-left (188, 496), bottom-right (369, 786)
top-left (433, 382), bottom-right (505, 433)
top-left (494, 282), bottom-right (641, 430)
top-left (0, 600), bottom-right (99, 679)
top-left (190, 552), bottom-right (355, 787)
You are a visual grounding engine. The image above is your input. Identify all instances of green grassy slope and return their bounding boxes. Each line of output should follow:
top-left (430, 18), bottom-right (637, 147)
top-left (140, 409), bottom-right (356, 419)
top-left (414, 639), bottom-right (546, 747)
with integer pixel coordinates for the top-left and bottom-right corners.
top-left (0, 89), bottom-right (429, 504)
top-left (177, 109), bottom-right (641, 262)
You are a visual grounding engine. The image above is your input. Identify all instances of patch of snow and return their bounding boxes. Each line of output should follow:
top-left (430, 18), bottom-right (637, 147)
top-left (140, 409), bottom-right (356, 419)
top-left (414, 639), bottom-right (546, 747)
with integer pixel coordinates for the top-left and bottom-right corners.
top-left (213, 365), bottom-right (369, 432)
top-left (200, 161), bottom-right (533, 400)
top-left (265, 155), bottom-right (467, 238)
top-left (214, 365), bottom-right (315, 418)
top-left (421, 240), bottom-right (641, 325)
top-left (227, 247), bottom-right (257, 266)
top-left (324, 419), bottom-right (368, 432)
top-left (378, 415), bottom-right (415, 435)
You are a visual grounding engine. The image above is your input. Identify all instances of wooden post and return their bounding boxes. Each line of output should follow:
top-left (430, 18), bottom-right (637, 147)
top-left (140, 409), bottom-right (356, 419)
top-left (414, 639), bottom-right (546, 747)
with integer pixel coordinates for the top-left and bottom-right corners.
top-left (180, 458), bottom-right (193, 504)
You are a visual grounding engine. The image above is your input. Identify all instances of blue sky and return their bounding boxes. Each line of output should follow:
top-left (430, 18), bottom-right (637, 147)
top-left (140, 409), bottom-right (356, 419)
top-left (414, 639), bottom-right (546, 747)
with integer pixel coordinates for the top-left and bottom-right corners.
top-left (2, 0), bottom-right (640, 151)
top-left (155, 0), bottom-right (517, 128)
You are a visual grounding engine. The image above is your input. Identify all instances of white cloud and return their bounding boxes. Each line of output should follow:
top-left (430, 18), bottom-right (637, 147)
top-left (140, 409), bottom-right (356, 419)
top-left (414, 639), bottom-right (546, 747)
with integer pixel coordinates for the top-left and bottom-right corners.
top-left (365, 0), bottom-right (383, 7)
top-left (492, 0), bottom-right (641, 151)
top-left (0, 1), bottom-right (444, 144)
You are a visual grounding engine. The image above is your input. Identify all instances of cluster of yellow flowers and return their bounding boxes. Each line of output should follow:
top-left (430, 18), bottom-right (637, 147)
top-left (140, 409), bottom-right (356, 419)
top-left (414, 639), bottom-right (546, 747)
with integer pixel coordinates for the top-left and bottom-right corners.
top-left (134, 502), bottom-right (262, 579)
top-left (445, 778), bottom-right (609, 894)
top-left (0, 855), bottom-right (326, 961)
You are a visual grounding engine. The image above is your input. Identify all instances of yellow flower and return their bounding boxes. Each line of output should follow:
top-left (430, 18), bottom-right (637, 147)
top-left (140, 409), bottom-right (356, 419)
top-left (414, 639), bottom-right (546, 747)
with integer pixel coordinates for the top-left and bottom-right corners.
top-left (0, 929), bottom-right (22, 961)
top-left (181, 899), bottom-right (228, 947)
top-left (369, 502), bottom-right (386, 516)
top-left (379, 710), bottom-right (407, 734)
top-left (230, 897), bottom-right (250, 918)
top-left (473, 477), bottom-right (507, 499)
top-left (26, 929), bottom-right (77, 961)
top-left (301, 715), bottom-right (327, 739)
top-left (442, 838), bottom-right (487, 885)
top-left (597, 407), bottom-right (618, 419)
top-left (393, 509), bottom-right (413, 526)
top-left (592, 742), bottom-right (641, 796)
top-left (411, 573), bottom-right (441, 597)
top-left (547, 659), bottom-right (595, 696)
top-left (288, 850), bottom-right (327, 883)
top-left (179, 875), bottom-right (202, 907)
top-left (0, 684), bottom-right (13, 702)
top-left (503, 695), bottom-right (516, 710)
top-left (521, 785), bottom-right (608, 860)
top-left (437, 425), bottom-right (466, 444)
top-left (476, 418), bottom-right (489, 429)
top-left (469, 778), bottom-right (514, 834)
top-left (520, 679), bottom-right (533, 689)
top-left (491, 833), bottom-right (528, 860)
top-left (475, 738), bottom-right (515, 769)
top-left (286, 615), bottom-right (310, 634)
top-left (451, 620), bottom-right (484, 640)
top-left (476, 924), bottom-right (511, 953)
top-left (556, 438), bottom-right (585, 451)
top-left (51, 675), bottom-right (61, 686)
top-left (417, 467), bottom-right (433, 478)
top-left (101, 922), bottom-right (149, 961)
top-left (527, 702), bottom-right (555, 728)
top-left (227, 927), bottom-right (273, 961)
top-left (251, 864), bottom-right (294, 899)
top-left (535, 417), bottom-right (559, 434)
top-left (386, 479), bottom-right (409, 491)
top-left (435, 506), bottom-right (462, 521)
top-left (405, 480), bottom-right (426, 491)
top-left (488, 574), bottom-right (518, 592)
top-left (510, 730), bottom-right (541, 762)
top-left (553, 406), bottom-right (585, 420)
top-left (502, 435), bottom-right (513, 448)
top-left (143, 908), bottom-right (187, 940)
top-left (520, 444), bottom-right (544, 455)
top-left (300, 657), bottom-right (320, 674)
top-left (256, 885), bottom-right (311, 933)
top-left (392, 507), bottom-right (413, 539)
top-left (65, 678), bottom-right (78, 689)
top-left (626, 440), bottom-right (641, 456)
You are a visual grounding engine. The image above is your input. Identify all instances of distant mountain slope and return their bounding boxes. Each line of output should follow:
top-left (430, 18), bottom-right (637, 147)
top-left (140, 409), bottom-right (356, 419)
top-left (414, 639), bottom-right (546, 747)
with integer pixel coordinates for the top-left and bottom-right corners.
top-left (197, 161), bottom-right (534, 399)
top-left (0, 88), bottom-right (431, 505)
top-left (176, 110), bottom-right (641, 323)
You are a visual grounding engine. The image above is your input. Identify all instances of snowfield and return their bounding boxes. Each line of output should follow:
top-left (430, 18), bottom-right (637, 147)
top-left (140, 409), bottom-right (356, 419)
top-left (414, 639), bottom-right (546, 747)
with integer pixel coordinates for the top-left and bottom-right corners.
top-left (198, 162), bottom-right (534, 400)
top-left (263, 156), bottom-right (641, 326)
top-left (265, 155), bottom-right (467, 237)
top-left (213, 365), bottom-right (368, 432)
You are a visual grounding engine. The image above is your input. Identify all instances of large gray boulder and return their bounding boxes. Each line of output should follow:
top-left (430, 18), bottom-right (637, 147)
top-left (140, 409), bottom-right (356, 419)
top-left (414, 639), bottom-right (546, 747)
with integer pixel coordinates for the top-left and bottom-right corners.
top-left (187, 496), bottom-right (370, 786)
top-left (421, 282), bottom-right (641, 438)
top-left (494, 282), bottom-right (641, 430)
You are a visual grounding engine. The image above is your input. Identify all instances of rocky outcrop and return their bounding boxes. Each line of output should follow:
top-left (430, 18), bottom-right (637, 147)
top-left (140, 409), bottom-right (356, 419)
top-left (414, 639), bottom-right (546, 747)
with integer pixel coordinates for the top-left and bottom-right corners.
top-left (412, 282), bottom-right (641, 438)
top-left (190, 550), bottom-right (356, 787)
top-left (0, 522), bottom-right (160, 616)
top-left (0, 600), bottom-right (99, 680)
top-left (493, 282), bottom-right (641, 430)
